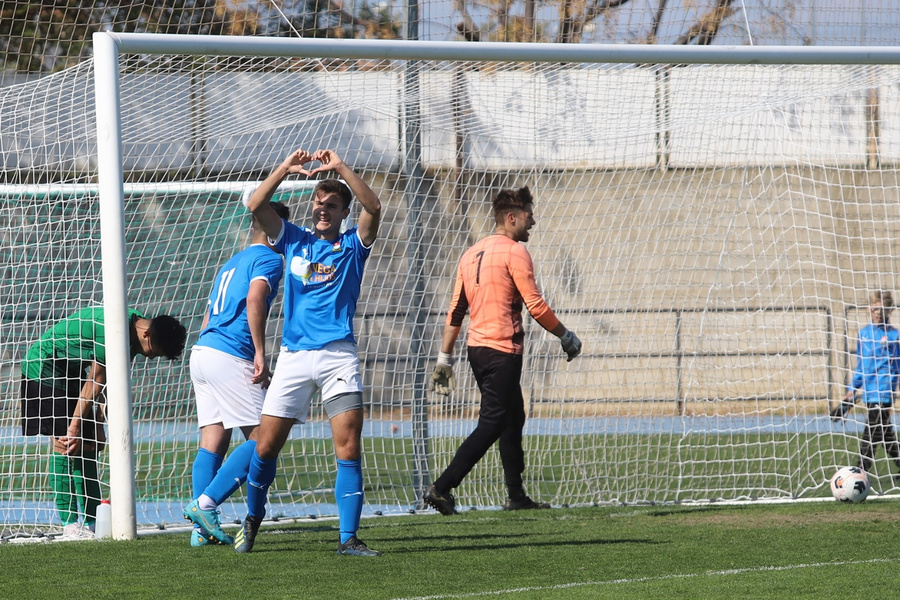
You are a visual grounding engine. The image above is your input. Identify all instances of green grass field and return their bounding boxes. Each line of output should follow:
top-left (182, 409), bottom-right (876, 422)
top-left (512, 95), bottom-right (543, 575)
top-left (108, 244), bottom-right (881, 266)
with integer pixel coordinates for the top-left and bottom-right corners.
top-left (4, 431), bottom-right (876, 507)
top-left (2, 500), bottom-right (899, 599)
top-left (129, 431), bottom-right (900, 506)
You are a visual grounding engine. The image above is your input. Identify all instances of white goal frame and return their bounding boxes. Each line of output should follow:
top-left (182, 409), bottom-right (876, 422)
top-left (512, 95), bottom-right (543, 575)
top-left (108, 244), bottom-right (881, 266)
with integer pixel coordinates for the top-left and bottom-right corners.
top-left (92, 33), bottom-right (900, 539)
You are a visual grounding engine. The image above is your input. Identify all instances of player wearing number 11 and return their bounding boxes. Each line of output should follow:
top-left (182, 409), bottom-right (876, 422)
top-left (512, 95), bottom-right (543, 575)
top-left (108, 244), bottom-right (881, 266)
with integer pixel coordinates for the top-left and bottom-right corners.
top-left (424, 186), bottom-right (582, 516)
top-left (183, 202), bottom-right (290, 547)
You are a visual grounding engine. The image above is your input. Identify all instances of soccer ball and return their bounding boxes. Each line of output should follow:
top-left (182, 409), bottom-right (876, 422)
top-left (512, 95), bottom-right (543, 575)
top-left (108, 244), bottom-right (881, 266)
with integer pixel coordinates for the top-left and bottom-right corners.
top-left (830, 466), bottom-right (871, 503)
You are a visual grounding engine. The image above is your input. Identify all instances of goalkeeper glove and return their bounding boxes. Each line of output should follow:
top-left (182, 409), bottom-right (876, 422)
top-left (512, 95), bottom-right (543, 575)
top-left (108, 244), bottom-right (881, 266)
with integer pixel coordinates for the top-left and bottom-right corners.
top-left (430, 352), bottom-right (455, 396)
top-left (560, 330), bottom-right (582, 362)
top-left (830, 398), bottom-right (855, 421)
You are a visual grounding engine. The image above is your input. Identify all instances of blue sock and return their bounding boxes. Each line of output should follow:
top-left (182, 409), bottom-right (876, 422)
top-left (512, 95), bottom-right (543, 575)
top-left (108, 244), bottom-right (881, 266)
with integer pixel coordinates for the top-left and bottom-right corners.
top-left (246, 450), bottom-right (277, 519)
top-left (192, 448), bottom-right (223, 500)
top-left (335, 458), bottom-right (363, 544)
top-left (204, 440), bottom-right (256, 505)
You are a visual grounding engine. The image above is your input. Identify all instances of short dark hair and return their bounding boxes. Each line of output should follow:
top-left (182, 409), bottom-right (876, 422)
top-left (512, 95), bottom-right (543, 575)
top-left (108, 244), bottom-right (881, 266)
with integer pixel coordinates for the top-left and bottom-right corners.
top-left (492, 186), bottom-right (533, 221)
top-left (250, 201), bottom-right (289, 230)
top-left (870, 290), bottom-right (894, 309)
top-left (149, 314), bottom-right (187, 360)
top-left (269, 201), bottom-right (290, 221)
top-left (314, 179), bottom-right (353, 209)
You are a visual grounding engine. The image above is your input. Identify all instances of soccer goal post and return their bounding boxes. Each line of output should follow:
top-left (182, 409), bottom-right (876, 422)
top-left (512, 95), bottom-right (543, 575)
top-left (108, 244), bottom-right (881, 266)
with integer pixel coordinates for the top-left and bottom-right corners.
top-left (90, 33), bottom-right (900, 535)
top-left (6, 33), bottom-right (900, 542)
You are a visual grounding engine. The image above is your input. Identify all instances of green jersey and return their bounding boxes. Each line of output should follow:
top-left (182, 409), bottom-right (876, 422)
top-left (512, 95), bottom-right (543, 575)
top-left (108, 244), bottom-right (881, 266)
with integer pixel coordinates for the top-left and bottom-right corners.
top-left (22, 306), bottom-right (145, 387)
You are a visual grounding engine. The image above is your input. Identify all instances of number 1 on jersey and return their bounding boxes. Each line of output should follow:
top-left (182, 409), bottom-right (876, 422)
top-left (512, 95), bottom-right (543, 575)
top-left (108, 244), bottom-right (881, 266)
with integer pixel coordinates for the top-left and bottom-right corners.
top-left (212, 268), bottom-right (236, 316)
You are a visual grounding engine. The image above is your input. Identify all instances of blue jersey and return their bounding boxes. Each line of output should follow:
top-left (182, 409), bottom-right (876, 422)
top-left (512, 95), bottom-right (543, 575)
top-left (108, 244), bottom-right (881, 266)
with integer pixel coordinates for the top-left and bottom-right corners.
top-left (195, 244), bottom-right (284, 361)
top-left (849, 322), bottom-right (900, 405)
top-left (275, 222), bottom-right (371, 351)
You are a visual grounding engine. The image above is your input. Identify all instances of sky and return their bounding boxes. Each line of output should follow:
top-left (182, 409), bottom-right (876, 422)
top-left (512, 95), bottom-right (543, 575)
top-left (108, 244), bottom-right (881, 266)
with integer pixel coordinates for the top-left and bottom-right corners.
top-left (408, 0), bottom-right (900, 45)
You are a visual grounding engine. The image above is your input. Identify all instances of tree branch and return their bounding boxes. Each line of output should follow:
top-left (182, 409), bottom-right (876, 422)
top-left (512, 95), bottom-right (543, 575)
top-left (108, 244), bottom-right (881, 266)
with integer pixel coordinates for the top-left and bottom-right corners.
top-left (675, 0), bottom-right (737, 45)
top-left (559, 0), bottom-right (632, 44)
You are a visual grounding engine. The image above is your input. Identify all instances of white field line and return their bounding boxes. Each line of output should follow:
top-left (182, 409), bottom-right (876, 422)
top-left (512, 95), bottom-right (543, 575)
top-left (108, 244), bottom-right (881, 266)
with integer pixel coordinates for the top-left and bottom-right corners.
top-left (391, 557), bottom-right (900, 600)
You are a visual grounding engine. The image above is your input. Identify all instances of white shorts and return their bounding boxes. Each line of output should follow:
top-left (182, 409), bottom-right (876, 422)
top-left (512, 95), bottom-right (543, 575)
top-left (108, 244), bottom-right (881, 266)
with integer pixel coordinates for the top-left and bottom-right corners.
top-left (190, 346), bottom-right (266, 429)
top-left (263, 340), bottom-right (363, 423)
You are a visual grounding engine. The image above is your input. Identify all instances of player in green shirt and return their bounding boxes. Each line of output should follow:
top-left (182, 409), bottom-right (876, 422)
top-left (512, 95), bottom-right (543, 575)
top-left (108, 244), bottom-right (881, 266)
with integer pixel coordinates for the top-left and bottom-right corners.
top-left (20, 306), bottom-right (187, 539)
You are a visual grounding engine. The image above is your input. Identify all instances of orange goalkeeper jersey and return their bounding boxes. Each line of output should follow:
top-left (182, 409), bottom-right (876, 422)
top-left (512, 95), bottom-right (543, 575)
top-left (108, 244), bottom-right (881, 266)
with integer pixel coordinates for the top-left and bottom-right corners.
top-left (447, 233), bottom-right (560, 355)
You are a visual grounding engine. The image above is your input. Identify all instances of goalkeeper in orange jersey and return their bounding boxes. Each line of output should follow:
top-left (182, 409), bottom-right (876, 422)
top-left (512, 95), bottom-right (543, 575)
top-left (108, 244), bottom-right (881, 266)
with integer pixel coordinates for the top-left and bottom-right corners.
top-left (424, 186), bottom-right (582, 515)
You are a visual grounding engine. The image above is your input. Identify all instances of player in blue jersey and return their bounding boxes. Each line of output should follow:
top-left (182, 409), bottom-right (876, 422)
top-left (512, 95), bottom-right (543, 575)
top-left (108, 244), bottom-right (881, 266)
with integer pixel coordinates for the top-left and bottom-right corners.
top-left (182, 202), bottom-right (290, 547)
top-left (832, 290), bottom-right (900, 478)
top-left (229, 148), bottom-right (383, 556)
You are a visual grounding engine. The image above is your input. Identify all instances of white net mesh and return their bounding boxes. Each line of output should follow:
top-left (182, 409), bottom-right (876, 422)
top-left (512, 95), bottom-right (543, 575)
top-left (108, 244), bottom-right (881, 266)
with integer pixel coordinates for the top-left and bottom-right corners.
top-left (4, 44), bottom-right (900, 539)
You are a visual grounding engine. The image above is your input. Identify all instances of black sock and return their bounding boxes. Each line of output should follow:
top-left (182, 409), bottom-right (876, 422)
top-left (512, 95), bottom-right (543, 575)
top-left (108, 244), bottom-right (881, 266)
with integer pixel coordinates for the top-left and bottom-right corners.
top-left (507, 486), bottom-right (527, 501)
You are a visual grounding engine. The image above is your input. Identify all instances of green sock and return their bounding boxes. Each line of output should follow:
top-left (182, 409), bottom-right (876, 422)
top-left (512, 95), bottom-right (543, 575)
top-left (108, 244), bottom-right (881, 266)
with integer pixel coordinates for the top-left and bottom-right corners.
top-left (78, 452), bottom-right (101, 526)
top-left (50, 453), bottom-right (78, 526)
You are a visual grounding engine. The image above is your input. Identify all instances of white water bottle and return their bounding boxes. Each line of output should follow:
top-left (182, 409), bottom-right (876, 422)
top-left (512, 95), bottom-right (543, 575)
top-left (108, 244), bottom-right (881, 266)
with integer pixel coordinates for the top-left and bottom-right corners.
top-left (95, 499), bottom-right (112, 540)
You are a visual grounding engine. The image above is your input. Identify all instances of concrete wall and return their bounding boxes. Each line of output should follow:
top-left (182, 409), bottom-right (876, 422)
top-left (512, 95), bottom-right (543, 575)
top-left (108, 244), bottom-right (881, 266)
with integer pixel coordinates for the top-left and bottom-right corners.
top-left (352, 166), bottom-right (900, 413)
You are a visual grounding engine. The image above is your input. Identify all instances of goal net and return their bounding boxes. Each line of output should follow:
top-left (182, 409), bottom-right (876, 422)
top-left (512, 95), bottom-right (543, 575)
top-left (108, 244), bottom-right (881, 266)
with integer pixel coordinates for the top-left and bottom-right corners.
top-left (3, 36), bottom-right (900, 539)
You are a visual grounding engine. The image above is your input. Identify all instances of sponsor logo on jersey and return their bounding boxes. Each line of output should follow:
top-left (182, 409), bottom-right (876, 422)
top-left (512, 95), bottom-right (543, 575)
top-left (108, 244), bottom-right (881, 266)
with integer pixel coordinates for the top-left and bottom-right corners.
top-left (290, 256), bottom-right (336, 286)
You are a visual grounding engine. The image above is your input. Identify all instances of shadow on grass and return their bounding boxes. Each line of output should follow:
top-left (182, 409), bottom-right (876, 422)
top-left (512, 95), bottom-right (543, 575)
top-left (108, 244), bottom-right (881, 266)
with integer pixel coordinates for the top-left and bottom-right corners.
top-left (251, 531), bottom-right (663, 555)
top-left (396, 537), bottom-right (661, 553)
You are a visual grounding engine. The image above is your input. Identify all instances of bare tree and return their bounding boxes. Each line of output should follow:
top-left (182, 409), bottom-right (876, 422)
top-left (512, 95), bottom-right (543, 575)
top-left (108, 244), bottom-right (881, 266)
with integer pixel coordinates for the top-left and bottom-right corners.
top-left (454, 0), bottom-right (742, 45)
top-left (559, 0), bottom-right (630, 44)
top-left (674, 0), bottom-right (737, 45)
top-left (0, 0), bottom-right (402, 74)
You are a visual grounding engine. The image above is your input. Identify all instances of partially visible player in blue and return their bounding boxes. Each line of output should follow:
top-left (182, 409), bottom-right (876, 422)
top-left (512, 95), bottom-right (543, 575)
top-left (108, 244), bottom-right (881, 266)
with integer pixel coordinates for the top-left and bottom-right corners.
top-left (183, 202), bottom-right (290, 547)
top-left (230, 148), bottom-right (382, 556)
top-left (832, 290), bottom-right (900, 479)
